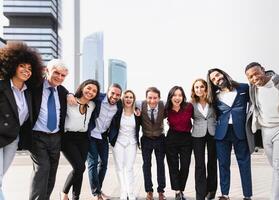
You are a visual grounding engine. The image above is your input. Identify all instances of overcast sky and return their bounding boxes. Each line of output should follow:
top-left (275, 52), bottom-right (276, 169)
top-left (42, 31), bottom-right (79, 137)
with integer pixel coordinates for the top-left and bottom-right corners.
top-left (2, 0), bottom-right (279, 99)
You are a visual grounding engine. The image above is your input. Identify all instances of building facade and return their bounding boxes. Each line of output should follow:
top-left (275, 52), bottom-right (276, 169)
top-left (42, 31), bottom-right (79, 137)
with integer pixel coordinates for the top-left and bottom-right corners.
top-left (0, 37), bottom-right (6, 47)
top-left (108, 59), bottom-right (127, 91)
top-left (82, 32), bottom-right (104, 91)
top-left (3, 0), bottom-right (61, 63)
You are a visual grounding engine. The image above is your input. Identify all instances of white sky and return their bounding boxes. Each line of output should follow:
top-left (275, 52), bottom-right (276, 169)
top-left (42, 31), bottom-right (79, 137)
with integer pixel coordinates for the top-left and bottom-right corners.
top-left (1, 0), bottom-right (279, 100)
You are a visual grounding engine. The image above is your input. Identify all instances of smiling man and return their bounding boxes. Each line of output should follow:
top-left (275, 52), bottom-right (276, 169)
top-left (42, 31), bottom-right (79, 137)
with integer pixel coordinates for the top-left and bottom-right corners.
top-left (138, 87), bottom-right (166, 200)
top-left (245, 62), bottom-right (279, 200)
top-left (207, 68), bottom-right (254, 200)
top-left (87, 83), bottom-right (122, 200)
top-left (29, 59), bottom-right (69, 200)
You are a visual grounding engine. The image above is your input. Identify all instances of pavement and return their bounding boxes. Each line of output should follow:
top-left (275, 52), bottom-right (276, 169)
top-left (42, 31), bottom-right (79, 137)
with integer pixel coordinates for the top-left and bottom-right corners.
top-left (3, 149), bottom-right (272, 200)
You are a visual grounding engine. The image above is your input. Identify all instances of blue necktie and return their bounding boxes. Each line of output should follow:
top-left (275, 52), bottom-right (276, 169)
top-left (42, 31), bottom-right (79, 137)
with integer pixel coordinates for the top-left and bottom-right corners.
top-left (47, 87), bottom-right (57, 132)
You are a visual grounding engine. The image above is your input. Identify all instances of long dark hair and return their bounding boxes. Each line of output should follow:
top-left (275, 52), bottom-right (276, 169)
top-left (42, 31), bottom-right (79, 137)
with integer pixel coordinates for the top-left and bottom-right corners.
top-left (75, 79), bottom-right (100, 100)
top-left (207, 68), bottom-right (239, 104)
top-left (165, 86), bottom-right (187, 113)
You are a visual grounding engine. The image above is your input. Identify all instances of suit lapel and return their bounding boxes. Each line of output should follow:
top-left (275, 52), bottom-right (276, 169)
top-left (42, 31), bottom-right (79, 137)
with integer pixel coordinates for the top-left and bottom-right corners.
top-left (231, 86), bottom-right (241, 107)
top-left (24, 89), bottom-right (32, 123)
top-left (3, 81), bottom-right (19, 120)
top-left (206, 105), bottom-right (213, 118)
top-left (32, 84), bottom-right (43, 122)
top-left (194, 102), bottom-right (208, 119)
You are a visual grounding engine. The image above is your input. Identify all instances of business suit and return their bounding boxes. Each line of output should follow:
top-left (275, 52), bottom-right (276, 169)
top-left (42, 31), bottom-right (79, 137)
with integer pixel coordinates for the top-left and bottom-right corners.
top-left (215, 83), bottom-right (253, 198)
top-left (29, 81), bottom-right (68, 200)
top-left (192, 103), bottom-right (217, 200)
top-left (110, 110), bottom-right (141, 199)
top-left (0, 80), bottom-right (32, 199)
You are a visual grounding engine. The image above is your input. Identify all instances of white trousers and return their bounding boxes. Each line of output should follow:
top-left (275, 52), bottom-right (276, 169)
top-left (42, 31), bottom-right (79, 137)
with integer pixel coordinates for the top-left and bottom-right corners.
top-left (112, 141), bottom-right (137, 198)
top-left (0, 136), bottom-right (19, 200)
top-left (261, 126), bottom-right (279, 200)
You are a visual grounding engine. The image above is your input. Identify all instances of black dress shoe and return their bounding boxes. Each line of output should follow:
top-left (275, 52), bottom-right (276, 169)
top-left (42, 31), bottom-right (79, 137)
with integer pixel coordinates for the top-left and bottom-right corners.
top-left (175, 192), bottom-right (186, 200)
top-left (206, 192), bottom-right (216, 200)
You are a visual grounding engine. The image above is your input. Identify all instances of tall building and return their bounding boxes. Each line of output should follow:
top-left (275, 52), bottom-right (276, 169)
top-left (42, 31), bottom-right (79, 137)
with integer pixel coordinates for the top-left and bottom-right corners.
top-left (108, 59), bottom-right (127, 91)
top-left (2, 0), bottom-right (61, 63)
top-left (82, 32), bottom-right (104, 91)
top-left (0, 37), bottom-right (6, 47)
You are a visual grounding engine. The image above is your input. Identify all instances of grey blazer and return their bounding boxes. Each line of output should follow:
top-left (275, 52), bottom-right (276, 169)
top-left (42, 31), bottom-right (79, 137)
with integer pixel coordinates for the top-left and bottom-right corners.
top-left (191, 102), bottom-right (216, 138)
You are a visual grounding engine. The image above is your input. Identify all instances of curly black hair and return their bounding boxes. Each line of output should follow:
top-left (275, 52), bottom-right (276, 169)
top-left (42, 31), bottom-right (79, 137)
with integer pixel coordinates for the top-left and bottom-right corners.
top-left (0, 41), bottom-right (44, 87)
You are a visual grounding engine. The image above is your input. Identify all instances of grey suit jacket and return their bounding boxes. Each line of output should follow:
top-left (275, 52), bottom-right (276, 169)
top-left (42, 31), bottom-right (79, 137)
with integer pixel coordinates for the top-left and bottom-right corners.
top-left (191, 102), bottom-right (216, 138)
top-left (247, 71), bottom-right (279, 133)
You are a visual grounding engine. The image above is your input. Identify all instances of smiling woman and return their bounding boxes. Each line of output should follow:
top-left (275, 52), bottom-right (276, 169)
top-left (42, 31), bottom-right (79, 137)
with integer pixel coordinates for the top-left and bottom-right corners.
top-left (0, 41), bottom-right (44, 199)
top-left (61, 79), bottom-right (100, 200)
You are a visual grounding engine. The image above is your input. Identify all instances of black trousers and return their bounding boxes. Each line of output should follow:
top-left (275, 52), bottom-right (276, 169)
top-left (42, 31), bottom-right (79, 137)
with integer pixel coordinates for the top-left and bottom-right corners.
top-left (192, 132), bottom-right (217, 200)
top-left (141, 135), bottom-right (166, 193)
top-left (29, 131), bottom-right (61, 200)
top-left (61, 131), bottom-right (89, 200)
top-left (165, 131), bottom-right (192, 192)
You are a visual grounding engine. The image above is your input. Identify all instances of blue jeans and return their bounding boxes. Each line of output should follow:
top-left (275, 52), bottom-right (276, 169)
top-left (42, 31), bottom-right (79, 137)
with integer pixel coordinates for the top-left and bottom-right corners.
top-left (87, 137), bottom-right (109, 195)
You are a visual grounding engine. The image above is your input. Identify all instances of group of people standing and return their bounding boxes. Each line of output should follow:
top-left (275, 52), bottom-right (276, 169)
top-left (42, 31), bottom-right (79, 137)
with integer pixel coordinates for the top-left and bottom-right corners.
top-left (0, 41), bottom-right (278, 200)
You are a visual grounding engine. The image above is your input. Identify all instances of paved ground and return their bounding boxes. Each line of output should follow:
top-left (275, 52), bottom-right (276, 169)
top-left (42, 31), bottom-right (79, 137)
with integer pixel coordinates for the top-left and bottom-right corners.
top-left (3, 149), bottom-right (272, 200)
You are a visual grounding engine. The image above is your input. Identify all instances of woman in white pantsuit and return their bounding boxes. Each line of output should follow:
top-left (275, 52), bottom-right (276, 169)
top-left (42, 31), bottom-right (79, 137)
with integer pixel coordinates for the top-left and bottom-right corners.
top-left (110, 90), bottom-right (140, 200)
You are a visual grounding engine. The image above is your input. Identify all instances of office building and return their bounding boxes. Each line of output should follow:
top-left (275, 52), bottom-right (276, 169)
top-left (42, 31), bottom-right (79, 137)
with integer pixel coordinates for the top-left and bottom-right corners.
top-left (0, 37), bottom-right (6, 47)
top-left (108, 59), bottom-right (127, 91)
top-left (2, 0), bottom-right (61, 63)
top-left (82, 32), bottom-right (104, 91)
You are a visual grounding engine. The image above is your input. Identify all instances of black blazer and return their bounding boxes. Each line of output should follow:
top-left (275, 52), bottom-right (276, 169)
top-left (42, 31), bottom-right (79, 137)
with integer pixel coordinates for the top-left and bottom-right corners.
top-left (109, 108), bottom-right (141, 147)
top-left (0, 80), bottom-right (32, 148)
top-left (20, 82), bottom-right (68, 150)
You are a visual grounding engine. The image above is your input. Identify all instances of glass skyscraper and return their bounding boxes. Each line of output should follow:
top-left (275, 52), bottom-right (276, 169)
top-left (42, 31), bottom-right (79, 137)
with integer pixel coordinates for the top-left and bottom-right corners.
top-left (82, 32), bottom-right (104, 92)
top-left (108, 59), bottom-right (127, 91)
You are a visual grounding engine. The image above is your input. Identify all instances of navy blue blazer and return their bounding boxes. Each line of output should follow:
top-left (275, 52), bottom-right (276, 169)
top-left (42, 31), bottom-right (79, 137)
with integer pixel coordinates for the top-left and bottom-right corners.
top-left (109, 110), bottom-right (141, 147)
top-left (87, 93), bottom-right (123, 144)
top-left (215, 83), bottom-right (249, 140)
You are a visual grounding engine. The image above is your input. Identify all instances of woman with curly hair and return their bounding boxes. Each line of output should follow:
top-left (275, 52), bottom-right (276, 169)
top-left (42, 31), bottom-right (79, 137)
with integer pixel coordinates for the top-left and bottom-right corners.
top-left (0, 41), bottom-right (43, 199)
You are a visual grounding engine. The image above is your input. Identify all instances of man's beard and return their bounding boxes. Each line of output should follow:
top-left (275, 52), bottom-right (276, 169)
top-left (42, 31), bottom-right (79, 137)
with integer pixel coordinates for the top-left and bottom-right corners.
top-left (217, 78), bottom-right (229, 90)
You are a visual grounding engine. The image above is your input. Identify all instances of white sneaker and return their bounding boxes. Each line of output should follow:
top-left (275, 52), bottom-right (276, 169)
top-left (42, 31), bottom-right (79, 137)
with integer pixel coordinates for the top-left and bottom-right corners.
top-left (120, 193), bottom-right (128, 200)
top-left (128, 193), bottom-right (136, 200)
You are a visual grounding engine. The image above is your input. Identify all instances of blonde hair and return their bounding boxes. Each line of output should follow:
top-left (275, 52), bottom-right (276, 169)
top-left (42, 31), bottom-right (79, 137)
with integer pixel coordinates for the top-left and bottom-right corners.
top-left (122, 90), bottom-right (136, 109)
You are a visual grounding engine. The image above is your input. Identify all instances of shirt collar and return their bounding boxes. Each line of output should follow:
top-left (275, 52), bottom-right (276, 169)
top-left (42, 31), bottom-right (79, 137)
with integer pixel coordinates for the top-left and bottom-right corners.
top-left (103, 95), bottom-right (109, 103)
top-left (147, 104), bottom-right (158, 111)
top-left (10, 79), bottom-right (27, 92)
top-left (43, 79), bottom-right (57, 91)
